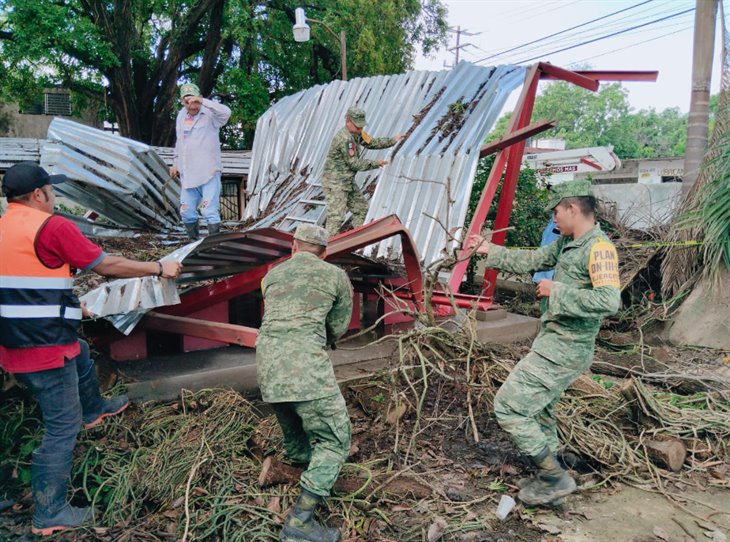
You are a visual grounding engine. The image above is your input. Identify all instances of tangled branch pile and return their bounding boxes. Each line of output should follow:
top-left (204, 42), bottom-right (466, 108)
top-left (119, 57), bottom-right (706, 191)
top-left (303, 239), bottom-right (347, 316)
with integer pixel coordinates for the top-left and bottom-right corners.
top-left (388, 319), bottom-right (730, 496)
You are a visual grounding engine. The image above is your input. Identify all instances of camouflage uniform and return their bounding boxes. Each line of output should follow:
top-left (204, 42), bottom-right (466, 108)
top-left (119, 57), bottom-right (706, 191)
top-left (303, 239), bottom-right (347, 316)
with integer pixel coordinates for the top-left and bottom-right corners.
top-left (485, 184), bottom-right (621, 457)
top-left (256, 226), bottom-right (354, 497)
top-left (322, 107), bottom-right (398, 236)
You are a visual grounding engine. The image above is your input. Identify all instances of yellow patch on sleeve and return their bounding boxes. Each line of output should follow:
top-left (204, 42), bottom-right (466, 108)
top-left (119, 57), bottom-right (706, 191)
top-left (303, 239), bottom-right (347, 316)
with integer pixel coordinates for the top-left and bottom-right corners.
top-left (588, 241), bottom-right (620, 288)
top-left (361, 130), bottom-right (373, 145)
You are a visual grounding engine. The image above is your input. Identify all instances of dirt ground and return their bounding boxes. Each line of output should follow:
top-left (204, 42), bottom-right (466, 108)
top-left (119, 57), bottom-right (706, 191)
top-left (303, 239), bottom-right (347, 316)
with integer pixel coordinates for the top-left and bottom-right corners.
top-left (1, 333), bottom-right (728, 541)
top-left (541, 485), bottom-right (729, 542)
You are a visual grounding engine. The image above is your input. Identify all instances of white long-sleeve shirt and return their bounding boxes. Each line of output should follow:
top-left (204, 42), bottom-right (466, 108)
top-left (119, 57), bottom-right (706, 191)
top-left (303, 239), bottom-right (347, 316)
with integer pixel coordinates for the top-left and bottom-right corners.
top-left (173, 98), bottom-right (231, 189)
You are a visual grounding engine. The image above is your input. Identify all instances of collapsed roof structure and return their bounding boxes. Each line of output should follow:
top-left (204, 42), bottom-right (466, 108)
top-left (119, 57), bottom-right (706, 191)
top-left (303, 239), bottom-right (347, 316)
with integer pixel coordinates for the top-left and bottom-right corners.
top-left (245, 62), bottom-right (526, 266)
top-left (8, 63), bottom-right (655, 360)
top-left (42, 118), bottom-right (180, 231)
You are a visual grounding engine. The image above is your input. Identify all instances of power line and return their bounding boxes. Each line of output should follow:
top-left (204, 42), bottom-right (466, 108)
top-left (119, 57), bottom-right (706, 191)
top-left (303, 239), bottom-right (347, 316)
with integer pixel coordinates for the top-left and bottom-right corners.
top-left (569, 25), bottom-right (693, 64)
top-left (475, 1), bottom-right (692, 65)
top-left (515, 0), bottom-right (584, 24)
top-left (474, 0), bottom-right (656, 64)
top-left (490, 0), bottom-right (564, 22)
top-left (471, 0), bottom-right (672, 61)
top-left (489, 9), bottom-right (694, 65)
top-left (510, 6), bottom-right (696, 64)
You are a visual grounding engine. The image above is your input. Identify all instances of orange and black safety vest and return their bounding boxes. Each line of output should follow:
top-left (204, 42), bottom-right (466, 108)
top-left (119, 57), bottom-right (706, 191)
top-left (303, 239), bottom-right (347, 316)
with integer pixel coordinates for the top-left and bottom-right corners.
top-left (0, 204), bottom-right (81, 348)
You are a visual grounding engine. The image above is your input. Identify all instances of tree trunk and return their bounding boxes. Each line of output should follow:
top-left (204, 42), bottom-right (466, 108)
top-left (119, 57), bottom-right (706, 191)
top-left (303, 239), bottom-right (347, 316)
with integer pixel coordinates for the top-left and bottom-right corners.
top-left (683, 0), bottom-right (718, 194)
top-left (257, 457), bottom-right (432, 499)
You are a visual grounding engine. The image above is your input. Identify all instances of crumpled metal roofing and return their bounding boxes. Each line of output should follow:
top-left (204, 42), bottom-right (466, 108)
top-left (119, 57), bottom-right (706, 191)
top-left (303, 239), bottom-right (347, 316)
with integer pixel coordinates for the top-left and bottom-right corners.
top-left (81, 227), bottom-right (388, 334)
top-left (244, 62), bottom-right (525, 266)
top-left (79, 241), bottom-right (200, 320)
top-left (41, 118), bottom-right (180, 231)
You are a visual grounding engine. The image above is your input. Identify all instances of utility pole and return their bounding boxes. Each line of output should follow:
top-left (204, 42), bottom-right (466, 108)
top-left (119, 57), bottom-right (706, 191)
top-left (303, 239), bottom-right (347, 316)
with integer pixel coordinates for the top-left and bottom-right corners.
top-left (684, 0), bottom-right (718, 194)
top-left (445, 26), bottom-right (481, 68)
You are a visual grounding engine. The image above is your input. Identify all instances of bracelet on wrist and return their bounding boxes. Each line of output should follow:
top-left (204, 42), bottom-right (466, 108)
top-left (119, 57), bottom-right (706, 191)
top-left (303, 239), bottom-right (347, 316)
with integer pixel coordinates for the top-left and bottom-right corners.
top-left (157, 261), bottom-right (163, 277)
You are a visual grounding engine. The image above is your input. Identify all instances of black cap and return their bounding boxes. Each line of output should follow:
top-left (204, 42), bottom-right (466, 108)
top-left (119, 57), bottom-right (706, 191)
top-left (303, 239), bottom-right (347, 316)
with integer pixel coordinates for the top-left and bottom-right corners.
top-left (2, 162), bottom-right (68, 198)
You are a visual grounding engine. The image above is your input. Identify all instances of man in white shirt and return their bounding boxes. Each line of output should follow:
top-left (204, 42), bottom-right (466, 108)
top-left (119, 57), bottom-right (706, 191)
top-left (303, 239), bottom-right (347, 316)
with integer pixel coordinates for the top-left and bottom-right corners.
top-left (170, 83), bottom-right (231, 239)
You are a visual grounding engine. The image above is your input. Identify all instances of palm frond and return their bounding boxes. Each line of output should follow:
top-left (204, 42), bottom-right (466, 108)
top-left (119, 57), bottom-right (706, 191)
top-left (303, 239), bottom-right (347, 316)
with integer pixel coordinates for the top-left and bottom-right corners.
top-left (661, 10), bottom-right (730, 295)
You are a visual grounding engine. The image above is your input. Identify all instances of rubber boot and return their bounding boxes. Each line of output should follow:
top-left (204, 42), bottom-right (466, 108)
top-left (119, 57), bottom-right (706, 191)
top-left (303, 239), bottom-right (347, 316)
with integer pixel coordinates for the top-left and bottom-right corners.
top-left (207, 223), bottom-right (221, 235)
top-left (280, 489), bottom-right (341, 542)
top-left (517, 447), bottom-right (577, 506)
top-left (31, 451), bottom-right (91, 536)
top-left (184, 222), bottom-right (200, 241)
top-left (78, 363), bottom-right (129, 429)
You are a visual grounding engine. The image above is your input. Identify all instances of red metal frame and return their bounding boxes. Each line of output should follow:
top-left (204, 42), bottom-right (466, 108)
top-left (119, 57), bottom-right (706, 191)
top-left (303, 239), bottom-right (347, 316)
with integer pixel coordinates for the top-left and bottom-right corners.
top-left (107, 215), bottom-right (426, 360)
top-left (541, 69), bottom-right (659, 82)
top-left (479, 119), bottom-right (556, 158)
top-left (101, 62), bottom-right (657, 361)
top-left (449, 62), bottom-right (657, 300)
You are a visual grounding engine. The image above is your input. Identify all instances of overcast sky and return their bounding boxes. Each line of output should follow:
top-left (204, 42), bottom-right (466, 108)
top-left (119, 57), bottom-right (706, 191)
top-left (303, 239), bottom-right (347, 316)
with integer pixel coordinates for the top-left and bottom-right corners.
top-left (414, 0), bottom-right (728, 113)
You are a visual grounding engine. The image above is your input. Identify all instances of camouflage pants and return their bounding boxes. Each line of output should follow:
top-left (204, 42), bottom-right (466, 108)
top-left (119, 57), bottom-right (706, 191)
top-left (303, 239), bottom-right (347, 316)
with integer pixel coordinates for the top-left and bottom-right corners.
top-left (493, 350), bottom-right (592, 457)
top-left (270, 392), bottom-right (352, 497)
top-left (322, 176), bottom-right (369, 237)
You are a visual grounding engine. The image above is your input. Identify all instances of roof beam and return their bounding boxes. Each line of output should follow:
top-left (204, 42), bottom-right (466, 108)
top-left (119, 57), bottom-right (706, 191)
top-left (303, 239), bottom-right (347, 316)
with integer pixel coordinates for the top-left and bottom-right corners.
top-left (479, 119), bottom-right (556, 158)
top-left (540, 69), bottom-right (659, 82)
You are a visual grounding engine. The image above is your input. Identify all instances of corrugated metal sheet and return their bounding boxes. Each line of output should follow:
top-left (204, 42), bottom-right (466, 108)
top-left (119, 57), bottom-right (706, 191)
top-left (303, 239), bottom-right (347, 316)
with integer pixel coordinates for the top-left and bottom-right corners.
top-left (0, 138), bottom-right (42, 172)
top-left (40, 119), bottom-right (181, 231)
top-left (81, 228), bottom-right (388, 333)
top-left (80, 241), bottom-right (201, 319)
top-left (244, 62), bottom-right (525, 265)
top-left (0, 136), bottom-right (250, 178)
top-left (58, 212), bottom-right (140, 238)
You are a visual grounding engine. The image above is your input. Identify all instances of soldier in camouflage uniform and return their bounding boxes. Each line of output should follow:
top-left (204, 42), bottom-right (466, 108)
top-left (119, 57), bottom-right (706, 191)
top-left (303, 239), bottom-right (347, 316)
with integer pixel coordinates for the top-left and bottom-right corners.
top-left (467, 180), bottom-right (621, 505)
top-left (322, 106), bottom-right (403, 236)
top-left (256, 224), bottom-right (354, 542)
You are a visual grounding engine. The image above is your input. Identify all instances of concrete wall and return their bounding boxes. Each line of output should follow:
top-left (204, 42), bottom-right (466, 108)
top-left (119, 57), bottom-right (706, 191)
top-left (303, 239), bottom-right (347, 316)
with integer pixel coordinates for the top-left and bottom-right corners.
top-left (594, 182), bottom-right (682, 230)
top-left (0, 102), bottom-right (101, 139)
top-left (576, 158), bottom-right (684, 185)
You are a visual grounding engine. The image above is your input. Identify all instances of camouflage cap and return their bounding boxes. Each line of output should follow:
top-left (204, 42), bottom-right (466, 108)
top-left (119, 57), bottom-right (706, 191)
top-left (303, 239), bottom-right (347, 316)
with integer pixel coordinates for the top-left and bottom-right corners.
top-left (545, 179), bottom-right (595, 212)
top-left (179, 83), bottom-right (201, 100)
top-left (293, 223), bottom-right (328, 247)
top-left (346, 106), bottom-right (367, 128)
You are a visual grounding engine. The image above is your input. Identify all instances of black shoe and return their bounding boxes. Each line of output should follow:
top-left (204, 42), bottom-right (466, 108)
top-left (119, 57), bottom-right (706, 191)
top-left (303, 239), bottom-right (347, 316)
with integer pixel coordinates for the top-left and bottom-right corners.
top-left (31, 451), bottom-right (91, 536)
top-left (184, 222), bottom-right (200, 240)
top-left (280, 489), bottom-right (341, 542)
top-left (207, 223), bottom-right (221, 235)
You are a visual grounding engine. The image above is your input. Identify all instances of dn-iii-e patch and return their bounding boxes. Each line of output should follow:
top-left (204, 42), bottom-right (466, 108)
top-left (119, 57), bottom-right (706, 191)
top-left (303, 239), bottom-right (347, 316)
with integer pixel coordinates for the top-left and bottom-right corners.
top-left (588, 240), bottom-right (620, 288)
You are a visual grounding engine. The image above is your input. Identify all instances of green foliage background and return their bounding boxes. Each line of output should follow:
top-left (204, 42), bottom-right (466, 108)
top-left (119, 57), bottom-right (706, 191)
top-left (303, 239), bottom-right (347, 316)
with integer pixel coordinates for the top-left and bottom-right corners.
top-left (465, 154), bottom-right (549, 283)
top-left (490, 81), bottom-right (690, 160)
top-left (0, 0), bottom-right (448, 147)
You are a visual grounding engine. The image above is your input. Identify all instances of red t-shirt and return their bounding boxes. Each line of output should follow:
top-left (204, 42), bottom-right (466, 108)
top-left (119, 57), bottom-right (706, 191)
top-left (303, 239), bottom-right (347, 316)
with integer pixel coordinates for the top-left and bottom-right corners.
top-left (0, 214), bottom-right (106, 374)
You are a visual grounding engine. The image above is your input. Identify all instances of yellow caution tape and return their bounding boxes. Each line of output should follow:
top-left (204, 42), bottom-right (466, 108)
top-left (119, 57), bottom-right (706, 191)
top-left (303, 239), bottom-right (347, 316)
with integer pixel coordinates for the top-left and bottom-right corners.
top-left (504, 239), bottom-right (726, 251)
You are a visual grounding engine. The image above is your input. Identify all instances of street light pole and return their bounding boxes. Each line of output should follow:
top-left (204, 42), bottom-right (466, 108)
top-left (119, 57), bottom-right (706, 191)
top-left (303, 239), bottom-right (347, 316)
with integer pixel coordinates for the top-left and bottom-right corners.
top-left (293, 8), bottom-right (347, 81)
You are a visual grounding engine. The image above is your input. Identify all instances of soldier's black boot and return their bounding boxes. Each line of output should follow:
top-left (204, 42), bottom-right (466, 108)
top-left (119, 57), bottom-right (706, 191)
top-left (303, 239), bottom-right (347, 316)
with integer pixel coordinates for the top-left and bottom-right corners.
top-left (517, 447), bottom-right (576, 506)
top-left (280, 489), bottom-right (341, 542)
top-left (184, 222), bottom-right (199, 240)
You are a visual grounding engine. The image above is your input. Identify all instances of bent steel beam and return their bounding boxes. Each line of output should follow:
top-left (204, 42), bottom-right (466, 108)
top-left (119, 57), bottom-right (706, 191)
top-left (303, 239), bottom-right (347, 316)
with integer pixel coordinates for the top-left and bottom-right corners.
top-left (479, 119), bottom-right (556, 158)
top-left (451, 61), bottom-right (657, 296)
top-left (541, 70), bottom-right (659, 82)
top-left (142, 312), bottom-right (259, 347)
top-left (328, 215), bottom-right (424, 310)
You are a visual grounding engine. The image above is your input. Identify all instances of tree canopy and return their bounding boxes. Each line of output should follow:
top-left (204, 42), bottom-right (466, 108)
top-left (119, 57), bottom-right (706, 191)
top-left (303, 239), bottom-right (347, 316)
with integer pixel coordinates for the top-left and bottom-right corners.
top-left (0, 0), bottom-right (448, 147)
top-left (490, 81), bottom-right (689, 160)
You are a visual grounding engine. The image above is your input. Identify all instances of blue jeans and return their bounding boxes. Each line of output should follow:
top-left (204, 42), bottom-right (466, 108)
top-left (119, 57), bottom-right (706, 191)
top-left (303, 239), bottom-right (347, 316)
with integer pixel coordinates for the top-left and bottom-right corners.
top-left (180, 173), bottom-right (221, 225)
top-left (16, 340), bottom-right (96, 457)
